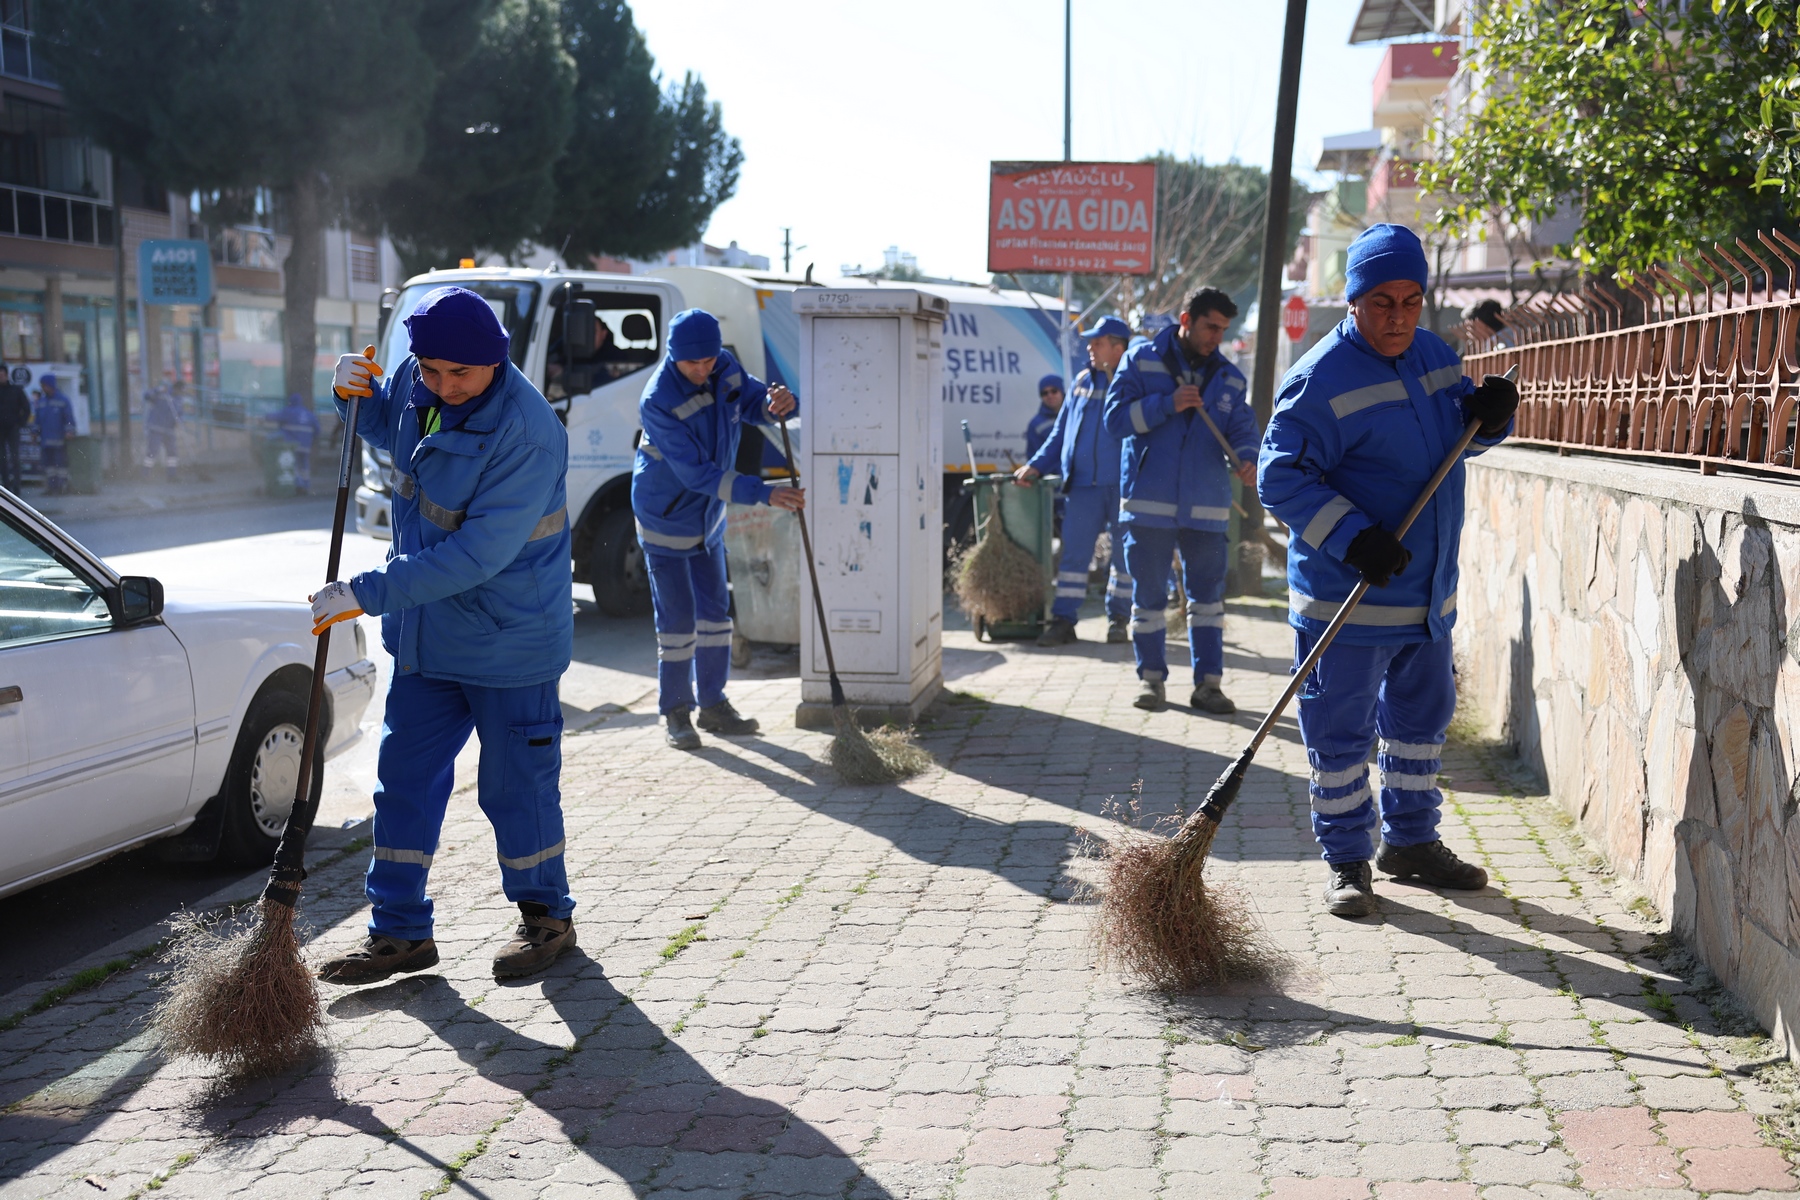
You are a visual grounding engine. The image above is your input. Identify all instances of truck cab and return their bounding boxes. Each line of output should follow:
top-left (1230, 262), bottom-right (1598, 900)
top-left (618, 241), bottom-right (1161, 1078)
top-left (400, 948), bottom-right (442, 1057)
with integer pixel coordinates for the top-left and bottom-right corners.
top-left (362, 267), bottom-right (684, 616)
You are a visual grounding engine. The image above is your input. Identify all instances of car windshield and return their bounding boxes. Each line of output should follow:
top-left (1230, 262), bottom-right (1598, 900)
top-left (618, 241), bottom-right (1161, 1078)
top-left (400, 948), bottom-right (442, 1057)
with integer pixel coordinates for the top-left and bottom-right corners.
top-left (379, 280), bottom-right (539, 373)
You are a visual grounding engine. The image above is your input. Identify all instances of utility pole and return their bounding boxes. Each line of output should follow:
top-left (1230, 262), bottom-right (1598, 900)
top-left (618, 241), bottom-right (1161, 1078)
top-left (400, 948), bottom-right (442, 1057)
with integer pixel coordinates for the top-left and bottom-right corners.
top-left (112, 179), bottom-right (131, 470)
top-left (1060, 0), bottom-right (1074, 392)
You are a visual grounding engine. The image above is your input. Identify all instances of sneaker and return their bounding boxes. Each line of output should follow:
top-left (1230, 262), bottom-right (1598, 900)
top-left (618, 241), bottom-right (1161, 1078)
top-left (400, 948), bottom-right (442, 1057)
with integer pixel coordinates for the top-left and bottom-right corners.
top-left (493, 905), bottom-right (577, 980)
top-left (317, 934), bottom-right (440, 985)
top-left (1375, 839), bottom-right (1489, 890)
top-left (1324, 861), bottom-right (1378, 918)
top-left (696, 699), bottom-right (759, 735)
top-left (1133, 679), bottom-right (1167, 711)
top-left (665, 709), bottom-right (702, 750)
top-left (1106, 619), bottom-right (1129, 644)
top-left (1190, 683), bottom-right (1236, 715)
top-left (1035, 618), bottom-right (1078, 647)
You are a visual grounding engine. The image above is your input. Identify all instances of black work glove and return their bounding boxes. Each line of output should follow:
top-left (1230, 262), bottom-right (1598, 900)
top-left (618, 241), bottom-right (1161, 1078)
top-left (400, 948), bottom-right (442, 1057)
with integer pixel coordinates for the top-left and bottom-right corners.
top-left (1464, 373), bottom-right (1519, 436)
top-left (1344, 524), bottom-right (1412, 588)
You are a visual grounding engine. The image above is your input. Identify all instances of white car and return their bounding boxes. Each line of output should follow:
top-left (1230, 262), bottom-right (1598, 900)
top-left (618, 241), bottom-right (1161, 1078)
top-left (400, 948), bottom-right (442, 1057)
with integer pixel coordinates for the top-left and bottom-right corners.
top-left (0, 487), bottom-right (378, 898)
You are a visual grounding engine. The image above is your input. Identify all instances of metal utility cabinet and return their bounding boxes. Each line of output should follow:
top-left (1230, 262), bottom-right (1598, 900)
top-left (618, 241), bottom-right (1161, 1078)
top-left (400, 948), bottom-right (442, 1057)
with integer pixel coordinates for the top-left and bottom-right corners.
top-left (795, 288), bottom-right (948, 728)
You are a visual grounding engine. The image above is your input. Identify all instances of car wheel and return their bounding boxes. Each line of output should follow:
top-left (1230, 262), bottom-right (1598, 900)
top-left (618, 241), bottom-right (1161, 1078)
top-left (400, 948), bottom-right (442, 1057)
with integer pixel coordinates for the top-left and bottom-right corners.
top-left (218, 689), bottom-right (323, 865)
top-left (588, 505), bottom-right (652, 618)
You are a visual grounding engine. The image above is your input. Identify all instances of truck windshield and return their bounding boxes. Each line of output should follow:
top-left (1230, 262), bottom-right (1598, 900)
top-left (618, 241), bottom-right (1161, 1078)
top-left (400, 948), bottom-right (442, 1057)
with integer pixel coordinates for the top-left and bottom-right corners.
top-left (379, 280), bottom-right (539, 372)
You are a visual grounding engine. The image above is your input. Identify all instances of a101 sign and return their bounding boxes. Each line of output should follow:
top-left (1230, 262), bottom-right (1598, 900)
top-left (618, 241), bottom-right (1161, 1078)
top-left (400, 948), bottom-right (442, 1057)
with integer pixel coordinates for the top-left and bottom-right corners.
top-left (987, 161), bottom-right (1157, 276)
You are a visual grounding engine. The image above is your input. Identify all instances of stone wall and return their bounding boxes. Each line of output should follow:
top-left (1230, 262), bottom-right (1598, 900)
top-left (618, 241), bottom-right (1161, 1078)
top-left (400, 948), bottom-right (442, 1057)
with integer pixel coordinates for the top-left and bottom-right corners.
top-left (1456, 447), bottom-right (1800, 1060)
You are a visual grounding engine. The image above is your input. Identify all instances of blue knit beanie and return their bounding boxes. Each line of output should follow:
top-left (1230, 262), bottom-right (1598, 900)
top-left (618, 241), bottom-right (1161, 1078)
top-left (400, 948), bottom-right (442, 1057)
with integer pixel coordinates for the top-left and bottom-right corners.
top-left (668, 309), bottom-right (723, 361)
top-left (404, 287), bottom-right (509, 365)
top-left (1344, 223), bottom-right (1429, 302)
top-left (1038, 374), bottom-right (1064, 394)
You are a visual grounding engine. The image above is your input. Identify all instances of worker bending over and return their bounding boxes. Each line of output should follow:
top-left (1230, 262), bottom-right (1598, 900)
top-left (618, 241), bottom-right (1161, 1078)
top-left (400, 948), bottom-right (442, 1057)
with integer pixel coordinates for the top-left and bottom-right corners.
top-left (311, 287), bottom-right (578, 982)
top-left (632, 309), bottom-right (802, 751)
top-left (1016, 316), bottom-right (1133, 646)
top-left (1259, 224), bottom-right (1517, 917)
top-left (1104, 287), bottom-right (1258, 715)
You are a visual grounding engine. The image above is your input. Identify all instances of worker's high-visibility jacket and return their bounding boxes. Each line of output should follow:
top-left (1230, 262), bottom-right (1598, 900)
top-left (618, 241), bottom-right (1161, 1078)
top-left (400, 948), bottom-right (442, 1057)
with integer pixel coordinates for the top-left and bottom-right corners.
top-left (1257, 317), bottom-right (1509, 646)
top-left (340, 357), bottom-right (573, 687)
top-left (631, 349), bottom-right (791, 558)
top-left (1027, 366), bottom-right (1120, 490)
top-left (1102, 325), bottom-right (1257, 533)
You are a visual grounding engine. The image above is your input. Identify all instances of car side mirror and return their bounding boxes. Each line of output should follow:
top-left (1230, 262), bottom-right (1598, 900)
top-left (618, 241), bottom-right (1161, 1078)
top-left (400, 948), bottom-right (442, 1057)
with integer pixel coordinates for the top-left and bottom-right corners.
top-left (114, 575), bottom-right (165, 625)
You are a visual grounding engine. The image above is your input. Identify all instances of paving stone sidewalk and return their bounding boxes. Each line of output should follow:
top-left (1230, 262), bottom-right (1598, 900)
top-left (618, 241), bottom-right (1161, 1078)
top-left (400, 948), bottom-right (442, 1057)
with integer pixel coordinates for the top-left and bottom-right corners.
top-left (2, 595), bottom-right (1797, 1199)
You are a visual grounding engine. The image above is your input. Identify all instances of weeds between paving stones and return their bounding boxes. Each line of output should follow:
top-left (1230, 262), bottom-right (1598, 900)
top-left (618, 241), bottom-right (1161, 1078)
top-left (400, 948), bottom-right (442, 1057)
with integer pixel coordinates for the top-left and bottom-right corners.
top-left (153, 903), bottom-right (323, 1078)
top-left (953, 502), bottom-right (1043, 625)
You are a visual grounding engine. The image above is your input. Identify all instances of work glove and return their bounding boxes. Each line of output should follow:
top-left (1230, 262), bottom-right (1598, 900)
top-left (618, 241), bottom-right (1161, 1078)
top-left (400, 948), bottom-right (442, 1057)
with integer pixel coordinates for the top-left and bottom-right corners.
top-left (309, 580), bottom-right (364, 636)
top-left (332, 345), bottom-right (383, 400)
top-left (1343, 525), bottom-right (1412, 589)
top-left (1464, 373), bottom-right (1518, 436)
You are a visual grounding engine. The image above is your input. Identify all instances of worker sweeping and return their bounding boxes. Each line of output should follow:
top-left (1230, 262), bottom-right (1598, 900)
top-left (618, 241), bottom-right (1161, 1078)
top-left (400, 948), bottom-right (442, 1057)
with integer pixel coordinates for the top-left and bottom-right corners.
top-left (631, 308), bottom-right (802, 751)
top-left (310, 286), bottom-right (578, 982)
top-left (1103, 288), bottom-right (1259, 715)
top-left (1015, 317), bottom-right (1133, 646)
top-left (1258, 224), bottom-right (1518, 918)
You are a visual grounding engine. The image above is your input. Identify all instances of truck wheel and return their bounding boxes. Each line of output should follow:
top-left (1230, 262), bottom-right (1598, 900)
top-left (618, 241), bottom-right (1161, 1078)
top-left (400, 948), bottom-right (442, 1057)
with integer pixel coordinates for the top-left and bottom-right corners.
top-left (217, 689), bottom-right (324, 865)
top-left (588, 506), bottom-right (653, 618)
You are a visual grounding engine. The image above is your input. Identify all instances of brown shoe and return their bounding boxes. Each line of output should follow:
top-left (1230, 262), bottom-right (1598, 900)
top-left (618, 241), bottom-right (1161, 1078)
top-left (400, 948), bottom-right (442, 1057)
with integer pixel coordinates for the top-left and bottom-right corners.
top-left (494, 905), bottom-right (577, 979)
top-left (317, 933), bottom-right (439, 985)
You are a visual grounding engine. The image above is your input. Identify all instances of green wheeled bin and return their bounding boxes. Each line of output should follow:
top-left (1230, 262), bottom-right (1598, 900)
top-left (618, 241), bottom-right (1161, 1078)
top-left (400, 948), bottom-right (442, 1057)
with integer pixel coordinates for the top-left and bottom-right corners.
top-left (64, 435), bottom-right (101, 494)
top-left (260, 437), bottom-right (299, 498)
top-left (960, 472), bottom-right (1058, 641)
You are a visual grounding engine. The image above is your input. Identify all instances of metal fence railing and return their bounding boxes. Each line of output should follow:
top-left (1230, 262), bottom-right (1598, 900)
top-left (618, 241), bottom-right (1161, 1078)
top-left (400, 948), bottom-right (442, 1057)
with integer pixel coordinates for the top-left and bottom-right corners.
top-left (1457, 229), bottom-right (1800, 480)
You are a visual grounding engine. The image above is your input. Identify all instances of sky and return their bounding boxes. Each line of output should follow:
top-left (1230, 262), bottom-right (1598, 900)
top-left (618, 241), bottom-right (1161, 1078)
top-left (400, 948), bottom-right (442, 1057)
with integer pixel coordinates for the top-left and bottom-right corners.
top-left (633, 0), bottom-right (1391, 282)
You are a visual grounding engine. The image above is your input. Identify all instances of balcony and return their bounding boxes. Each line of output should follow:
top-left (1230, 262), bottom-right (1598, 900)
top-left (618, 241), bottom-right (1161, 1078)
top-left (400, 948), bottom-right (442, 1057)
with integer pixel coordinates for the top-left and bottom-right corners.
top-left (1372, 41), bottom-right (1457, 132)
top-left (1, 20), bottom-right (54, 86)
top-left (1366, 156), bottom-right (1421, 219)
top-left (0, 182), bottom-right (112, 245)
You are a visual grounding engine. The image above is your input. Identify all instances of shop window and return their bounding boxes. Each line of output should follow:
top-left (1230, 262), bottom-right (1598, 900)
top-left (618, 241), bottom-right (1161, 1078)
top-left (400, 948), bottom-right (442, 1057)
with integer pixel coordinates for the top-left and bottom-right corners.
top-left (2, 308), bottom-right (43, 362)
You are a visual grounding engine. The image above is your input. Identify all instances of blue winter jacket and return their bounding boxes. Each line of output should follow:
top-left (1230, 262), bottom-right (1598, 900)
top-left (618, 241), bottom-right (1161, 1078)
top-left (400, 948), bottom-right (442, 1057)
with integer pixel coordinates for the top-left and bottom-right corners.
top-left (631, 349), bottom-right (790, 557)
top-left (1257, 317), bottom-right (1509, 646)
top-left (1024, 403), bottom-right (1058, 461)
top-left (1103, 326), bottom-right (1257, 532)
top-left (33, 391), bottom-right (75, 445)
top-left (1027, 367), bottom-right (1119, 490)
top-left (340, 357), bottom-right (572, 687)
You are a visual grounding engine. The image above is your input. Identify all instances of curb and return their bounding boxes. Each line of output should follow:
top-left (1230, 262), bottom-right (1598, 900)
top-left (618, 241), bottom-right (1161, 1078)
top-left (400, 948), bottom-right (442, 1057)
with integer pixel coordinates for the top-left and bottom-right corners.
top-left (29, 480), bottom-right (277, 523)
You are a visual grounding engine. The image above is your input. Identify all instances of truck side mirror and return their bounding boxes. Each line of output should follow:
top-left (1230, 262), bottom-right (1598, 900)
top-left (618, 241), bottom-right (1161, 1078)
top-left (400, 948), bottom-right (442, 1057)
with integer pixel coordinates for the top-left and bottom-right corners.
top-left (377, 288), bottom-right (399, 344)
top-left (564, 298), bottom-right (598, 358)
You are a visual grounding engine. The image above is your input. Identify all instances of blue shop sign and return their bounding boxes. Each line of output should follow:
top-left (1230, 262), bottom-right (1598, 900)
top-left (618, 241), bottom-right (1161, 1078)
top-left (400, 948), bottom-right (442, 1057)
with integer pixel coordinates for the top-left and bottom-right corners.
top-left (138, 239), bottom-right (213, 306)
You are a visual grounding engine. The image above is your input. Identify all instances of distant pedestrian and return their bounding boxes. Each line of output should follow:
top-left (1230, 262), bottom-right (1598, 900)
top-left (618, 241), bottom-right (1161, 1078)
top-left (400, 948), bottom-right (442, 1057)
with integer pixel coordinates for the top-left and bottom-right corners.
top-left (270, 392), bottom-right (321, 494)
top-left (1024, 374), bottom-right (1063, 460)
top-left (0, 365), bottom-right (28, 492)
top-left (142, 386), bottom-right (183, 482)
top-left (33, 373), bottom-right (76, 496)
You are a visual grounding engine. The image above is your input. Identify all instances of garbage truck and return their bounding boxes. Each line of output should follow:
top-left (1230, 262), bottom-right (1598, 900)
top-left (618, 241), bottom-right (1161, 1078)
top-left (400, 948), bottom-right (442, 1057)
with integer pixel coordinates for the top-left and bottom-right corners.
top-left (359, 264), bottom-right (1072, 617)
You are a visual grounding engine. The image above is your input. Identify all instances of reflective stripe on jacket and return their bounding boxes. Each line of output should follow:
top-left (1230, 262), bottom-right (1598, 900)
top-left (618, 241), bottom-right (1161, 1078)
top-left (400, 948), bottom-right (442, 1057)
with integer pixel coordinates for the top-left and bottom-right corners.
top-left (1027, 367), bottom-right (1119, 490)
top-left (1102, 325), bottom-right (1256, 533)
top-left (630, 349), bottom-right (789, 558)
top-left (339, 357), bottom-right (572, 687)
top-left (1257, 316), bottom-right (1508, 646)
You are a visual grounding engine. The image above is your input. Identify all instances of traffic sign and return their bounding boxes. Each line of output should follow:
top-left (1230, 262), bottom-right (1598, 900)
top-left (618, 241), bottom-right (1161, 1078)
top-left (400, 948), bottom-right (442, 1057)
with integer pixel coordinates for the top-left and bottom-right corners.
top-left (988, 161), bottom-right (1157, 276)
top-left (1282, 294), bottom-right (1309, 341)
top-left (138, 239), bottom-right (213, 307)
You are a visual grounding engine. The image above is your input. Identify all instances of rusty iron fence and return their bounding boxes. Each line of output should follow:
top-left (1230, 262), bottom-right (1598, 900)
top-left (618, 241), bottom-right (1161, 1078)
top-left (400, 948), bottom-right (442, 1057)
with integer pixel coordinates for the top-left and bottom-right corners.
top-left (1457, 230), bottom-right (1800, 479)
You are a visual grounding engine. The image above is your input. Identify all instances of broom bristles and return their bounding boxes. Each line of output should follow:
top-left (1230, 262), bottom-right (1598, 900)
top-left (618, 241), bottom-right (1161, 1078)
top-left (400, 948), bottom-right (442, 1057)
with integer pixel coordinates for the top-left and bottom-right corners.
top-left (953, 502), bottom-right (1044, 624)
top-left (828, 704), bottom-right (933, 784)
top-left (152, 900), bottom-right (324, 1078)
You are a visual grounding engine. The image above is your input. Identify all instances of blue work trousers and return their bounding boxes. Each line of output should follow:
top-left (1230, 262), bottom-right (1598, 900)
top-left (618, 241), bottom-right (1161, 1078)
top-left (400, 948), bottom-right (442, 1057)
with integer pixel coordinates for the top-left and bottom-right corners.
top-left (366, 671), bottom-right (571, 941)
top-left (647, 543), bottom-right (731, 713)
top-left (1122, 526), bottom-right (1227, 686)
top-left (1052, 485), bottom-right (1130, 624)
top-left (1294, 630), bottom-right (1456, 864)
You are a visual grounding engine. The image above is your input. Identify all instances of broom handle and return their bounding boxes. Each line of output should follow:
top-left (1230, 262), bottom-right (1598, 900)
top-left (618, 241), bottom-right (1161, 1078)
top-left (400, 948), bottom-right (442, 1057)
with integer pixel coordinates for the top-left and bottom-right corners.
top-left (263, 380), bottom-right (363, 908)
top-left (960, 420), bottom-right (982, 529)
top-left (776, 416), bottom-right (847, 707)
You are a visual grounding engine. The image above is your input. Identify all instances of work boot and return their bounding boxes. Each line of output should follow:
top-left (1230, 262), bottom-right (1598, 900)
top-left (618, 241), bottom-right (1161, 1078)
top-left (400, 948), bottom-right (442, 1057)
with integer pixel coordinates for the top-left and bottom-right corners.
top-left (1106, 618), bottom-right (1129, 644)
top-left (665, 709), bottom-right (701, 750)
top-left (317, 934), bottom-right (439, 985)
top-left (493, 904), bottom-right (577, 980)
top-left (696, 699), bottom-right (759, 736)
top-left (1190, 683), bottom-right (1236, 715)
top-left (1375, 839), bottom-right (1489, 890)
top-left (1133, 679), bottom-right (1167, 711)
top-left (1324, 861), bottom-right (1378, 918)
top-left (1036, 618), bottom-right (1078, 647)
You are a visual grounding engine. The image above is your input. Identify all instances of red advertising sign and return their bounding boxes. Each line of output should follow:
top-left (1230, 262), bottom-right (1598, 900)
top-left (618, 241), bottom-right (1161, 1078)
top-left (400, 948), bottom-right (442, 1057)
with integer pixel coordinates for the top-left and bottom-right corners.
top-left (988, 161), bottom-right (1157, 275)
top-left (1282, 294), bottom-right (1310, 341)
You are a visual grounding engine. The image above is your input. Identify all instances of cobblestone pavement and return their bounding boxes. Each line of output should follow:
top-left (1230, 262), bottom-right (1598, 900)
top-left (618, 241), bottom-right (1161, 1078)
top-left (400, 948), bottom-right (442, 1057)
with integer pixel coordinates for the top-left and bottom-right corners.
top-left (2, 596), bottom-right (1797, 1199)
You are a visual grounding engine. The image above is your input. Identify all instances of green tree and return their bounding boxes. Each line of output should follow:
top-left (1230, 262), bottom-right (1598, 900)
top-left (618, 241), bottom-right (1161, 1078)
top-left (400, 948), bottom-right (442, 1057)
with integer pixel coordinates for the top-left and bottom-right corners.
top-left (40, 0), bottom-right (494, 400)
top-left (1421, 0), bottom-right (1800, 279)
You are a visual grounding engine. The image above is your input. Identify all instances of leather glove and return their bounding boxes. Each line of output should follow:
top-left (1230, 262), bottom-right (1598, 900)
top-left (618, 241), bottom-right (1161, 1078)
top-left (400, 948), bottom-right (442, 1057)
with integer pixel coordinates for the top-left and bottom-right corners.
top-left (1343, 525), bottom-right (1412, 588)
top-left (332, 344), bottom-right (383, 400)
top-left (1464, 373), bottom-right (1518, 436)
top-left (309, 580), bottom-right (364, 635)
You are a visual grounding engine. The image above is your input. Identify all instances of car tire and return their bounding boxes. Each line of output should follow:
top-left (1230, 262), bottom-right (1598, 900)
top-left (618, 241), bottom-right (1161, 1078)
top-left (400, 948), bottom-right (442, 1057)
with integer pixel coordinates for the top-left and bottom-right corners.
top-left (218, 689), bottom-right (324, 866)
top-left (588, 505), bottom-right (652, 618)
